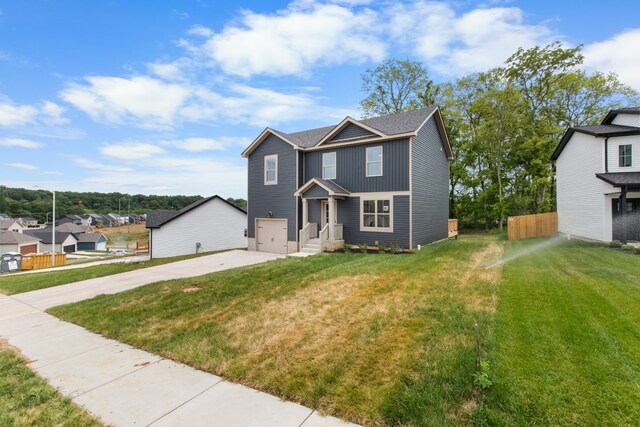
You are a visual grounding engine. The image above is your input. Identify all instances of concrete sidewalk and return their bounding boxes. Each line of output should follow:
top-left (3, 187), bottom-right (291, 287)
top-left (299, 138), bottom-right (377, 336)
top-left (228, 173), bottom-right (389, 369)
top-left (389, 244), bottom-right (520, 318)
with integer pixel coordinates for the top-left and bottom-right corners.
top-left (0, 296), bottom-right (354, 426)
top-left (13, 250), bottom-right (282, 310)
top-left (8, 254), bottom-right (150, 276)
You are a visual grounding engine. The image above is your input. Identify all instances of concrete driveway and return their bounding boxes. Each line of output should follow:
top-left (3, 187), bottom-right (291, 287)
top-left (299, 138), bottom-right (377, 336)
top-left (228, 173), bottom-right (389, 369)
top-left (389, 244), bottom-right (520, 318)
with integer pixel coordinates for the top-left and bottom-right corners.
top-left (0, 250), bottom-right (356, 427)
top-left (13, 250), bottom-right (283, 310)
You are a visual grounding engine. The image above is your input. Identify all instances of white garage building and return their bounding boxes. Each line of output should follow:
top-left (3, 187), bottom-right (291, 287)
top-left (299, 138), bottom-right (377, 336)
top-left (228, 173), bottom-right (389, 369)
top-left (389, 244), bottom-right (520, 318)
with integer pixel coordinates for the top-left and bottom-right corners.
top-left (146, 196), bottom-right (247, 259)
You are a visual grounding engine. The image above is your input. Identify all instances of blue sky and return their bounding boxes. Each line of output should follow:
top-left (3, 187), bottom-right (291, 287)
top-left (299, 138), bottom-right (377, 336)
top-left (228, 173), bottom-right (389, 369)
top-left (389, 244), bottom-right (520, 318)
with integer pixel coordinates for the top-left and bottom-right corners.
top-left (1, 0), bottom-right (638, 198)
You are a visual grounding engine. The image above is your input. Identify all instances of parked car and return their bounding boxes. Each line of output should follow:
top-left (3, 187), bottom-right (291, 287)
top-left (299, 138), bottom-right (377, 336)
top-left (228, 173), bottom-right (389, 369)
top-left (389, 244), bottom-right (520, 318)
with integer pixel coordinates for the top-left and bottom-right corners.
top-left (112, 248), bottom-right (131, 256)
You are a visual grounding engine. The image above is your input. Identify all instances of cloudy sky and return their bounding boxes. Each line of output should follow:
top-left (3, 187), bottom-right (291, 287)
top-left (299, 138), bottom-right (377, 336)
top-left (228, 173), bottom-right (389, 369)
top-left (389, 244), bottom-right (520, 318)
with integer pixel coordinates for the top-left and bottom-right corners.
top-left (1, 0), bottom-right (638, 198)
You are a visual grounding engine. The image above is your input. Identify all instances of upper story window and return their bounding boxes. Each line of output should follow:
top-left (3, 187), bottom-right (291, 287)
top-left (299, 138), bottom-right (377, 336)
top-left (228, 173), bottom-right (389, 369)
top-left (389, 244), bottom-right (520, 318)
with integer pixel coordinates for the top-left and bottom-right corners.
top-left (322, 152), bottom-right (336, 180)
top-left (264, 154), bottom-right (278, 185)
top-left (619, 145), bottom-right (632, 167)
top-left (366, 146), bottom-right (383, 177)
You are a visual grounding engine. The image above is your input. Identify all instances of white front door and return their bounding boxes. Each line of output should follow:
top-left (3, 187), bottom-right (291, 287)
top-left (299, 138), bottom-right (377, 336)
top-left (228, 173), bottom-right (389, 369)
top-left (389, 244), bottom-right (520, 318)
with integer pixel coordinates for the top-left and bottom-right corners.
top-left (321, 200), bottom-right (337, 229)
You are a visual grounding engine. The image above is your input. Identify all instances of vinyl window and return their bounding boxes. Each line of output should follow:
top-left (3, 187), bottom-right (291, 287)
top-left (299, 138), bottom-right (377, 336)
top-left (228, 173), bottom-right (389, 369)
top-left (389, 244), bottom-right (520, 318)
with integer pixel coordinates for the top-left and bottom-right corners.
top-left (264, 154), bottom-right (278, 185)
top-left (366, 146), bottom-right (383, 177)
top-left (619, 145), bottom-right (632, 167)
top-left (361, 198), bottom-right (392, 232)
top-left (322, 152), bottom-right (336, 180)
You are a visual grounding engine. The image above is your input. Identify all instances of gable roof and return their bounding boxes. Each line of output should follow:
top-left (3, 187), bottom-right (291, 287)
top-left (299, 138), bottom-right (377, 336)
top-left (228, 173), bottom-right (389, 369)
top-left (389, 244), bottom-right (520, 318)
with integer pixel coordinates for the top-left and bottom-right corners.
top-left (23, 230), bottom-right (77, 244)
top-left (551, 124), bottom-right (640, 161)
top-left (146, 195), bottom-right (246, 229)
top-left (56, 223), bottom-right (92, 233)
top-left (294, 178), bottom-right (351, 197)
top-left (0, 230), bottom-right (41, 245)
top-left (242, 106), bottom-right (447, 156)
top-left (0, 220), bottom-right (21, 229)
top-left (602, 107), bottom-right (640, 125)
top-left (77, 233), bottom-right (107, 243)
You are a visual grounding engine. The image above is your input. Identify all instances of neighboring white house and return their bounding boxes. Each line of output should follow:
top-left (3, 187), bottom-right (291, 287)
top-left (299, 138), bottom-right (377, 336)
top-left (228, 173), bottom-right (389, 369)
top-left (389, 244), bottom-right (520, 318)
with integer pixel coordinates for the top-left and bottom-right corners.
top-left (0, 220), bottom-right (24, 234)
top-left (0, 230), bottom-right (41, 255)
top-left (146, 196), bottom-right (247, 259)
top-left (552, 108), bottom-right (640, 243)
top-left (23, 230), bottom-right (79, 253)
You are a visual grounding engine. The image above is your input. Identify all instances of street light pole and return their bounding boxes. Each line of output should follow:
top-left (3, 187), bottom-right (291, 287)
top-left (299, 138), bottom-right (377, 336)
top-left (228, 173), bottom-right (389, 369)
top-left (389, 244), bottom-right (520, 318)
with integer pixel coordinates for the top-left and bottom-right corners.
top-left (52, 191), bottom-right (56, 267)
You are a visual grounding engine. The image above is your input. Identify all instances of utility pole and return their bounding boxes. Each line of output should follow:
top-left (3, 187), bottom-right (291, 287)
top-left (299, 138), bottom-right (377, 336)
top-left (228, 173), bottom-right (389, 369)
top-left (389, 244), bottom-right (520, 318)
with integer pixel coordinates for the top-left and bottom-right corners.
top-left (128, 198), bottom-right (131, 234)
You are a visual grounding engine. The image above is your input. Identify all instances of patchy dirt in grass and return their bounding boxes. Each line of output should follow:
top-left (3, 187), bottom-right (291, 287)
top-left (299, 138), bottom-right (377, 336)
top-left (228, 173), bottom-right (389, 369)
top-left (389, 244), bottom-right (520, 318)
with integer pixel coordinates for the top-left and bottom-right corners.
top-left (182, 286), bottom-right (201, 293)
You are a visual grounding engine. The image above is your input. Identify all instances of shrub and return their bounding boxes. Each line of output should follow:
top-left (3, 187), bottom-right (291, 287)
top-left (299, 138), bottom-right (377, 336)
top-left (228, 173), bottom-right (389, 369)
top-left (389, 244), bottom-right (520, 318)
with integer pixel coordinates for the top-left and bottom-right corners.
top-left (390, 243), bottom-right (402, 254)
top-left (622, 244), bottom-right (636, 251)
top-left (609, 240), bottom-right (623, 248)
top-left (343, 243), bottom-right (352, 253)
top-left (378, 244), bottom-right (385, 254)
top-left (358, 243), bottom-right (368, 254)
top-left (634, 247), bottom-right (640, 255)
top-left (473, 359), bottom-right (493, 390)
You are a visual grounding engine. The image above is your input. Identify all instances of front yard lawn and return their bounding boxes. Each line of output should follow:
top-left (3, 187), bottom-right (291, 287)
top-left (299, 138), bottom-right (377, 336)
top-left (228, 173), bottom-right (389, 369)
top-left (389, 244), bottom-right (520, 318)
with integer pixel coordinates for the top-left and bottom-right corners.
top-left (478, 238), bottom-right (640, 425)
top-left (0, 340), bottom-right (101, 426)
top-left (0, 250), bottom-right (230, 295)
top-left (50, 236), bottom-right (502, 426)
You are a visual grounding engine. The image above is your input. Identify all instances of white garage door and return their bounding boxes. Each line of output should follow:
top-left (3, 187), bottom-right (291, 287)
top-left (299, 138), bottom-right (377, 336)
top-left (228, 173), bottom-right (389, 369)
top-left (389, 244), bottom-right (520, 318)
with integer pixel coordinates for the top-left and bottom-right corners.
top-left (256, 219), bottom-right (288, 254)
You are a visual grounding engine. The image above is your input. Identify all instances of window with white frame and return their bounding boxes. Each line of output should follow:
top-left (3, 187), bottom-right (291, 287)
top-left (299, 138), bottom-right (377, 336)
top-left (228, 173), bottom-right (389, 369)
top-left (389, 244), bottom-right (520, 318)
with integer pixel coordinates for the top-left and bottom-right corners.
top-left (361, 198), bottom-right (392, 231)
top-left (619, 144), bottom-right (632, 167)
top-left (366, 146), bottom-right (383, 177)
top-left (264, 154), bottom-right (278, 185)
top-left (322, 152), bottom-right (336, 179)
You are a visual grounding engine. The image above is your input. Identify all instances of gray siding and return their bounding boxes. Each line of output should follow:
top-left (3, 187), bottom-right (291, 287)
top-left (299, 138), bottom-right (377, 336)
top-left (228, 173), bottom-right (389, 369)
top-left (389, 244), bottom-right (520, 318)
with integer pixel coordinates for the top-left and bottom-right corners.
top-left (339, 196), bottom-right (410, 248)
top-left (248, 134), bottom-right (297, 242)
top-left (329, 123), bottom-right (375, 142)
top-left (303, 185), bottom-right (329, 199)
top-left (305, 139), bottom-right (409, 192)
top-left (308, 199), bottom-right (322, 226)
top-left (411, 118), bottom-right (450, 247)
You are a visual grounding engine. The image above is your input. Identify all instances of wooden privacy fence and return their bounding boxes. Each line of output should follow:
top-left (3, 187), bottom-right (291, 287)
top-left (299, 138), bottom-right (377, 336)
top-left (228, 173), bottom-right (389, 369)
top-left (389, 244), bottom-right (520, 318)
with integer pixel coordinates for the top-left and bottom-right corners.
top-left (507, 212), bottom-right (558, 241)
top-left (21, 253), bottom-right (67, 270)
top-left (448, 219), bottom-right (459, 239)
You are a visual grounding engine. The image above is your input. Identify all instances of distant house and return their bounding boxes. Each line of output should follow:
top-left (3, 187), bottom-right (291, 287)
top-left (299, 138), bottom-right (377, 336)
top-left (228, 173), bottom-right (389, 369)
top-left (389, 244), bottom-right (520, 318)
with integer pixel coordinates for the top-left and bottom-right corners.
top-left (0, 230), bottom-right (41, 255)
top-left (552, 107), bottom-right (640, 242)
top-left (146, 195), bottom-right (247, 259)
top-left (76, 233), bottom-right (108, 251)
top-left (0, 213), bottom-right (11, 220)
top-left (0, 220), bottom-right (24, 234)
top-left (23, 230), bottom-right (78, 253)
top-left (17, 217), bottom-right (38, 228)
top-left (58, 215), bottom-right (84, 226)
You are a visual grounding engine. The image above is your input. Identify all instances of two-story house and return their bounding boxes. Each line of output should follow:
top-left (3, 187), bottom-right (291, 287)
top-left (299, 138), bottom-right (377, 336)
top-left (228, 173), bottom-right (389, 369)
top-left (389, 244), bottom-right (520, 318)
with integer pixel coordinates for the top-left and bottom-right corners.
top-left (552, 107), bottom-right (640, 243)
top-left (242, 107), bottom-right (453, 254)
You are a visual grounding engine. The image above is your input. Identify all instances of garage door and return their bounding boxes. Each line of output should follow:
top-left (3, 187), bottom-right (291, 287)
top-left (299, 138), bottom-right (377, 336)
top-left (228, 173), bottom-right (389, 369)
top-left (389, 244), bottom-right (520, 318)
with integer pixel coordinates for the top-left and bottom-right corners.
top-left (20, 244), bottom-right (37, 255)
top-left (63, 245), bottom-right (75, 253)
top-left (256, 219), bottom-right (288, 254)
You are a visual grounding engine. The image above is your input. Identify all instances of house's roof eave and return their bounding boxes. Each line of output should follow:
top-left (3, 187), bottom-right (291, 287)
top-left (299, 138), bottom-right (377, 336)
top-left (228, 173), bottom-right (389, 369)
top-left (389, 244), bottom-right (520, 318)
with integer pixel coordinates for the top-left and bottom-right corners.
top-left (414, 106), bottom-right (453, 160)
top-left (146, 195), bottom-right (246, 229)
top-left (302, 132), bottom-right (416, 151)
top-left (294, 177), bottom-right (350, 197)
top-left (551, 125), bottom-right (640, 161)
top-left (315, 116), bottom-right (387, 147)
top-left (241, 128), bottom-right (301, 158)
top-left (601, 107), bottom-right (640, 125)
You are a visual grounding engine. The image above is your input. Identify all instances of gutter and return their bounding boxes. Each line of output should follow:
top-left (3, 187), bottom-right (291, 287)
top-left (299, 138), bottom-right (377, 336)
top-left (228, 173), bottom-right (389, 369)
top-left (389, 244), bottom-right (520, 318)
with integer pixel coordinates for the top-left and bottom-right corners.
top-left (604, 137), bottom-right (609, 173)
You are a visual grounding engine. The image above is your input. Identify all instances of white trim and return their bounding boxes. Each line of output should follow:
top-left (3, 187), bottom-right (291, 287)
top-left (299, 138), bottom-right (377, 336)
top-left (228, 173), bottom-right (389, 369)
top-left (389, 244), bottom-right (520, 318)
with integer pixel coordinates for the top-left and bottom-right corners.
top-left (322, 151), bottom-right (336, 180)
top-left (349, 191), bottom-right (410, 197)
top-left (316, 116), bottom-right (386, 146)
top-left (294, 177), bottom-right (349, 197)
top-left (360, 196), bottom-right (393, 233)
top-left (255, 217), bottom-right (288, 254)
top-left (414, 107), bottom-right (453, 161)
top-left (409, 136), bottom-right (413, 249)
top-left (242, 128), bottom-right (300, 158)
top-left (304, 132), bottom-right (415, 151)
top-left (264, 154), bottom-right (278, 185)
top-left (366, 146), bottom-right (383, 177)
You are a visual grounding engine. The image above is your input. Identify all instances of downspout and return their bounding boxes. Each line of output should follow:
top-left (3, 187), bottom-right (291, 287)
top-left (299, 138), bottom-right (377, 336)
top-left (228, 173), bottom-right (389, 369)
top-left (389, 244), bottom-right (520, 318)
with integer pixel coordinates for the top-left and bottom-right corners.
top-left (604, 137), bottom-right (609, 173)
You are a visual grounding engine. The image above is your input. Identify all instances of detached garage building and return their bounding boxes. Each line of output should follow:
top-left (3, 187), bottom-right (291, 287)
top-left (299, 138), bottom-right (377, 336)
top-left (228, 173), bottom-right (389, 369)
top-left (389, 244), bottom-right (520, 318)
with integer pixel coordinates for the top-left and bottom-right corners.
top-left (77, 233), bottom-right (108, 251)
top-left (0, 230), bottom-right (41, 255)
top-left (146, 195), bottom-right (247, 259)
top-left (23, 230), bottom-right (78, 253)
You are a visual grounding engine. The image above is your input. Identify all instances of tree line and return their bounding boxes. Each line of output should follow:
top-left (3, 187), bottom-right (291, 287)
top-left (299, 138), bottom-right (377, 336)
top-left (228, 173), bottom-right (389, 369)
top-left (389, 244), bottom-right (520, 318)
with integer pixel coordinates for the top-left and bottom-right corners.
top-left (360, 43), bottom-right (638, 230)
top-left (0, 186), bottom-right (247, 223)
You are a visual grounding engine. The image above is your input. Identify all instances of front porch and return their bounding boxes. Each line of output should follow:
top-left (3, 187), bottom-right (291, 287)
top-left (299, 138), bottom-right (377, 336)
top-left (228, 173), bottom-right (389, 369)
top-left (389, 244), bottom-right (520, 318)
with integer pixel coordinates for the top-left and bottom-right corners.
top-left (295, 178), bottom-right (348, 253)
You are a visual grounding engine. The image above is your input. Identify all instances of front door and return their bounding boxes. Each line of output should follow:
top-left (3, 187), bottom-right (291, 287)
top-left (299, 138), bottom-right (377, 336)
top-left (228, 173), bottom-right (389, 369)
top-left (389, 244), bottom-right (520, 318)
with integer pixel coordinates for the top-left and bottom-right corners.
top-left (321, 200), bottom-right (330, 228)
top-left (612, 198), bottom-right (640, 241)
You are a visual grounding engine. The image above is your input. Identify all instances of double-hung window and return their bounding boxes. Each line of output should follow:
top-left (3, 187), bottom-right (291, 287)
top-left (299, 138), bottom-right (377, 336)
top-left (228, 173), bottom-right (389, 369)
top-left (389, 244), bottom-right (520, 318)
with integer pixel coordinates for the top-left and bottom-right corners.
top-left (264, 154), bottom-right (278, 185)
top-left (366, 146), bottom-right (383, 177)
top-left (361, 198), bottom-right (392, 232)
top-left (322, 152), bottom-right (336, 179)
top-left (619, 145), bottom-right (632, 167)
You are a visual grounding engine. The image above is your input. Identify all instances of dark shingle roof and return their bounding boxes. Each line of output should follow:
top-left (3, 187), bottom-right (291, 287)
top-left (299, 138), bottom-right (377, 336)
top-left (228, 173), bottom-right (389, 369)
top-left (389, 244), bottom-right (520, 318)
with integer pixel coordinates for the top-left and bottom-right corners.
top-left (77, 233), bottom-right (106, 243)
top-left (146, 195), bottom-right (246, 229)
top-left (0, 230), bottom-right (41, 245)
top-left (602, 107), bottom-right (640, 124)
top-left (23, 230), bottom-right (76, 244)
top-left (595, 172), bottom-right (640, 187)
top-left (280, 107), bottom-right (437, 148)
top-left (314, 179), bottom-right (350, 195)
top-left (551, 124), bottom-right (640, 161)
top-left (55, 223), bottom-right (92, 233)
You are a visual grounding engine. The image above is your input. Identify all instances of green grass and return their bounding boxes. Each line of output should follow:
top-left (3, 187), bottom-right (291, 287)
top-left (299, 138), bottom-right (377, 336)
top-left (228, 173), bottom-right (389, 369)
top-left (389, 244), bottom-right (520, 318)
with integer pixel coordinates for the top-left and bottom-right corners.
top-left (50, 236), bottom-right (501, 426)
top-left (0, 342), bottom-right (101, 426)
top-left (478, 238), bottom-right (640, 426)
top-left (0, 250), bottom-right (230, 295)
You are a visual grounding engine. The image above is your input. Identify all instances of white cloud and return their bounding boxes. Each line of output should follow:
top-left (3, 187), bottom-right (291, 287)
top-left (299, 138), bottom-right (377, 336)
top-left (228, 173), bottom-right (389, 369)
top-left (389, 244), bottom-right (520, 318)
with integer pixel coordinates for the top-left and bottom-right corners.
top-left (198, 2), bottom-right (386, 77)
top-left (0, 137), bottom-right (43, 149)
top-left (583, 28), bottom-right (640, 90)
top-left (0, 96), bottom-right (38, 127)
top-left (71, 156), bottom-right (134, 173)
top-left (43, 171), bottom-right (64, 176)
top-left (3, 162), bottom-right (38, 171)
top-left (60, 76), bottom-right (191, 129)
top-left (40, 101), bottom-right (68, 125)
top-left (100, 143), bottom-right (167, 160)
top-left (387, 2), bottom-right (556, 76)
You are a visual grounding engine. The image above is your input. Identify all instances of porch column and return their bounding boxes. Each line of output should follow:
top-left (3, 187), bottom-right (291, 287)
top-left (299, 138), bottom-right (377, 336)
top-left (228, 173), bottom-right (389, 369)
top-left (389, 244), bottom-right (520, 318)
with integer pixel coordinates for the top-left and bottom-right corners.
top-left (328, 196), bottom-right (335, 241)
top-left (621, 186), bottom-right (627, 244)
top-left (302, 197), bottom-right (308, 226)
